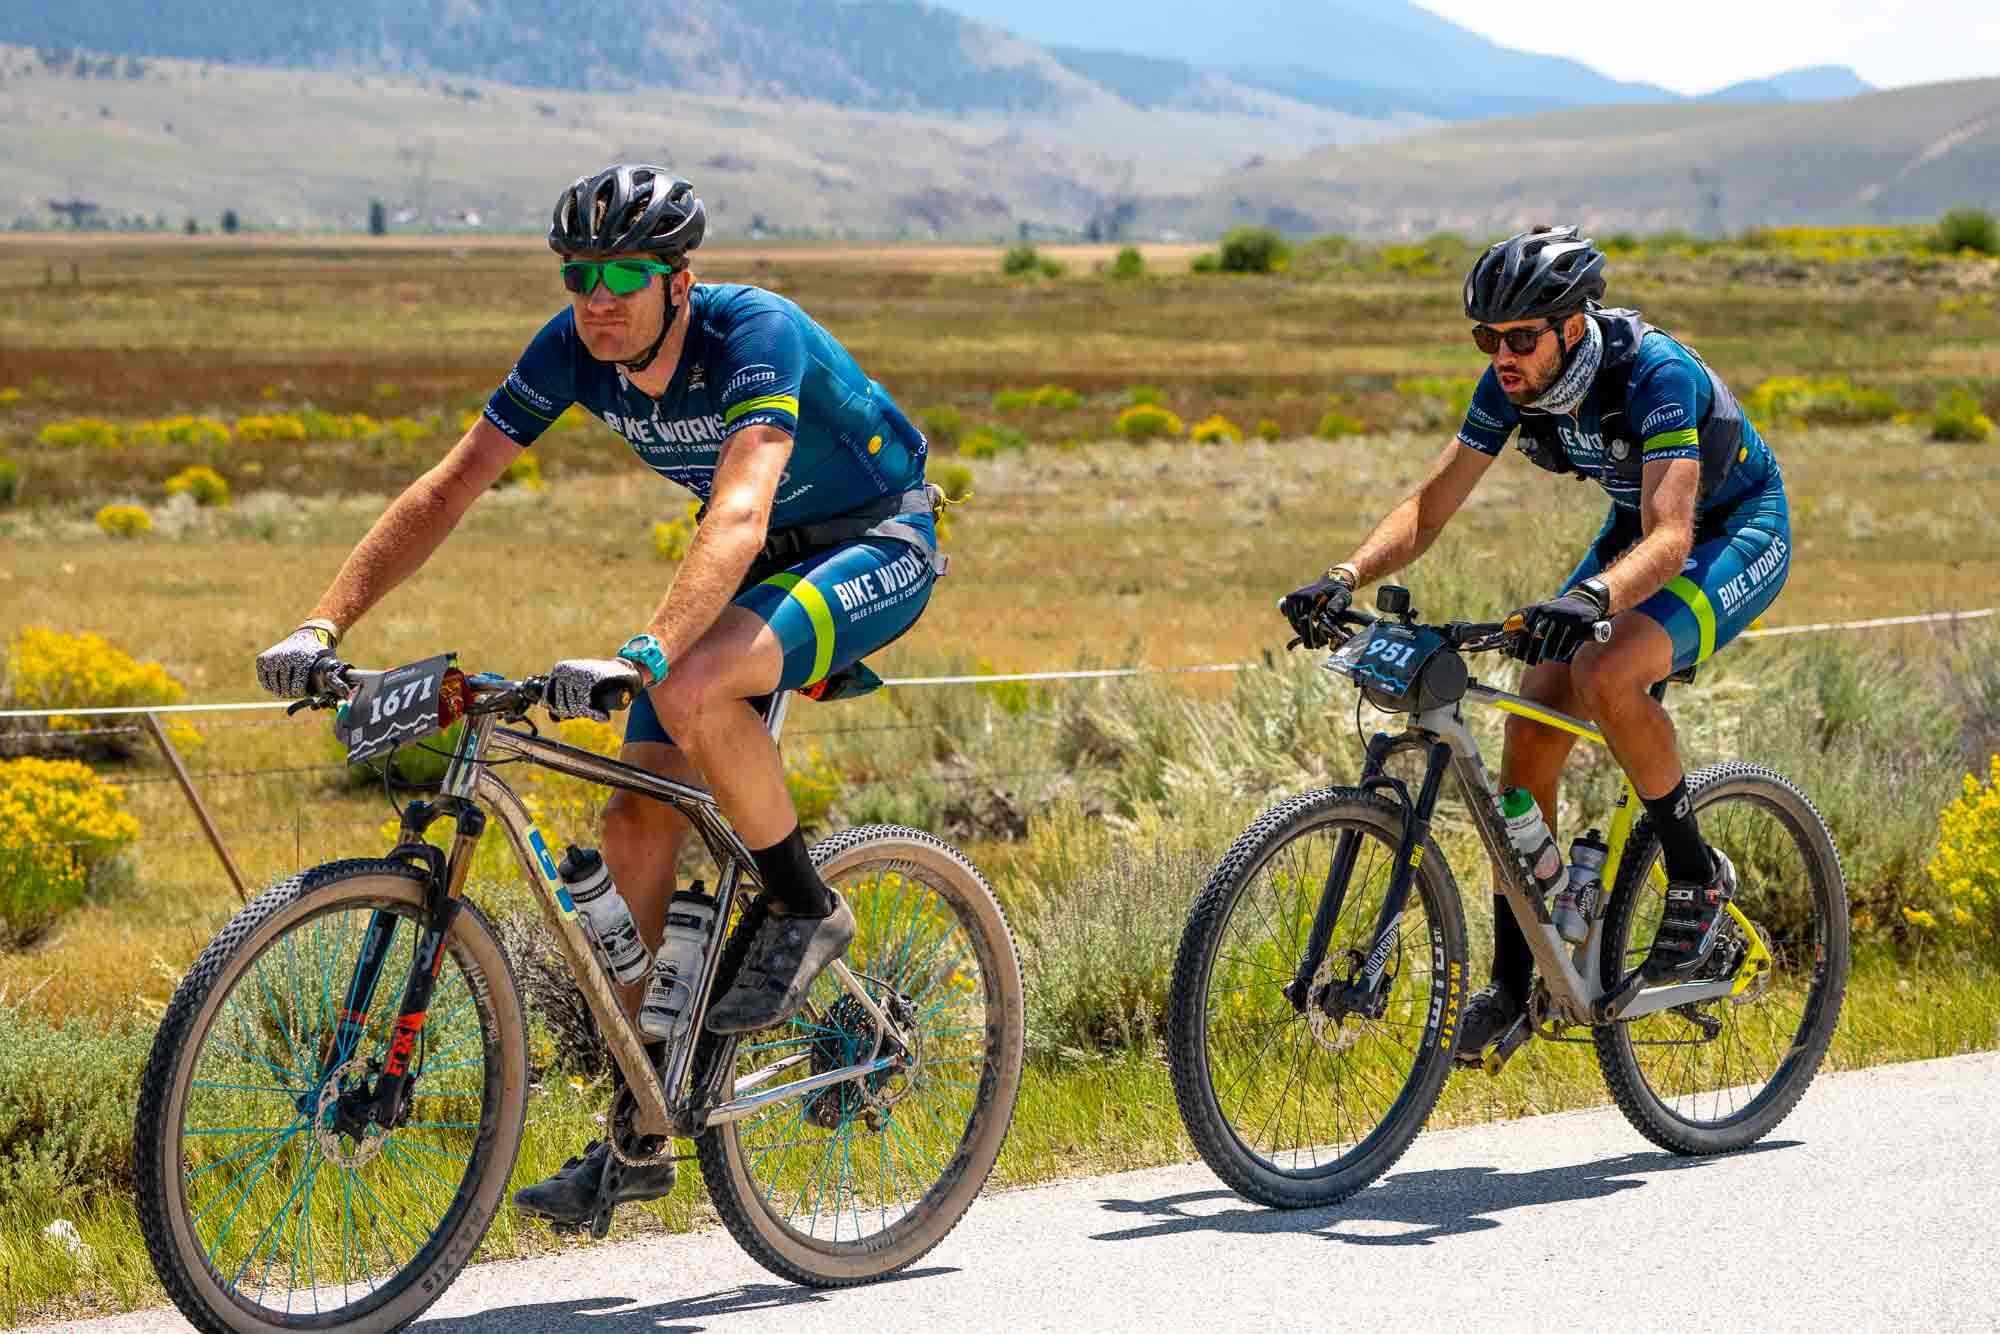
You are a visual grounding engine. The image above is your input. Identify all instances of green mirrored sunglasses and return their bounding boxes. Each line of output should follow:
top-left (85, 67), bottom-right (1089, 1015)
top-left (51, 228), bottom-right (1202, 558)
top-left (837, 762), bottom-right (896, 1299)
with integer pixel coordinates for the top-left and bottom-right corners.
top-left (560, 258), bottom-right (676, 297)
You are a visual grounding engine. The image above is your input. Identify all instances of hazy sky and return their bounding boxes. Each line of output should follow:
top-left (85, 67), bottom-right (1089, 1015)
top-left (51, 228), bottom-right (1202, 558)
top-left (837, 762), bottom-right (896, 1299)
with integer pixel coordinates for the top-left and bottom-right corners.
top-left (1414, 1), bottom-right (2000, 95)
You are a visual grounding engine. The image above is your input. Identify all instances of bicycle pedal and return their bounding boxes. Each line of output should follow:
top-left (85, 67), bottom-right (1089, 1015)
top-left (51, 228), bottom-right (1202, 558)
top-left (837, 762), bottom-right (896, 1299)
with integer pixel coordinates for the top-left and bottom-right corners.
top-left (1479, 1015), bottom-right (1532, 1077)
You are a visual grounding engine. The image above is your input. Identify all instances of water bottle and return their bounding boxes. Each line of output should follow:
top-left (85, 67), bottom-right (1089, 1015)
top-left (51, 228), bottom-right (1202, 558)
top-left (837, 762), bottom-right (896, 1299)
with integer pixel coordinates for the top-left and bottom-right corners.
top-left (1500, 787), bottom-right (1564, 900)
top-left (640, 881), bottom-right (718, 1043)
top-left (557, 845), bottom-right (650, 986)
top-left (1554, 829), bottom-right (1610, 944)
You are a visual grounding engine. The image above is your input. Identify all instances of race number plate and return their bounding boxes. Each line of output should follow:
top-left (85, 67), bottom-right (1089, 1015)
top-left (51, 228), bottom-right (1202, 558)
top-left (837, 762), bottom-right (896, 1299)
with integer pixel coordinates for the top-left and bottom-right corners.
top-left (344, 655), bottom-right (453, 766)
top-left (1327, 623), bottom-right (1447, 707)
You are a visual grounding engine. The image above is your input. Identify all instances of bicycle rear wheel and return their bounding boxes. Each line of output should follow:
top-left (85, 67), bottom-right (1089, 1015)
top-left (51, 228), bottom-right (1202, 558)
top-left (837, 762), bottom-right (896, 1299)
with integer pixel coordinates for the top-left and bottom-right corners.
top-left (134, 860), bottom-right (527, 1333)
top-left (1166, 788), bottom-right (1468, 1209)
top-left (1593, 762), bottom-right (1850, 1154)
top-left (694, 825), bottom-right (1024, 1287)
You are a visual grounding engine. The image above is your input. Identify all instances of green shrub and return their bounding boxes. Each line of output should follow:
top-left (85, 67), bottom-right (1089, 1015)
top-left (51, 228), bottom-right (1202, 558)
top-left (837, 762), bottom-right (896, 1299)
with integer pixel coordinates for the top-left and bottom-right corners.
top-left (920, 404), bottom-right (964, 448)
top-left (0, 1013), bottom-right (153, 1204)
top-left (1218, 226), bottom-right (1289, 273)
top-left (93, 504), bottom-right (151, 537)
top-left (1930, 389), bottom-right (1995, 442)
top-left (1189, 252), bottom-right (1219, 274)
top-left (1189, 413), bottom-right (1243, 444)
top-left (1001, 242), bottom-right (1042, 276)
top-left (992, 388), bottom-right (1033, 412)
top-left (1256, 418), bottom-right (1281, 442)
top-left (0, 458), bottom-right (17, 505)
top-left (163, 464), bottom-right (229, 507)
top-left (1125, 385), bottom-right (1165, 407)
top-left (961, 425), bottom-right (1029, 459)
top-left (933, 461), bottom-right (975, 503)
top-left (130, 414), bottom-right (231, 447)
top-left (1115, 404), bottom-right (1184, 442)
top-left (1932, 207), bottom-right (1999, 256)
top-left (1037, 256), bottom-right (1067, 279)
top-left (1110, 246), bottom-right (1145, 279)
top-left (1315, 409), bottom-right (1365, 439)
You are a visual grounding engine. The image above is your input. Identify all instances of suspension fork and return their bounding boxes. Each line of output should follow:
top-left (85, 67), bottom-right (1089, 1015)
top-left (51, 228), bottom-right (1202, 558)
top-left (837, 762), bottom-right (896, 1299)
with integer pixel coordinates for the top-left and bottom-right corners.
top-left (1285, 733), bottom-right (1441, 1010)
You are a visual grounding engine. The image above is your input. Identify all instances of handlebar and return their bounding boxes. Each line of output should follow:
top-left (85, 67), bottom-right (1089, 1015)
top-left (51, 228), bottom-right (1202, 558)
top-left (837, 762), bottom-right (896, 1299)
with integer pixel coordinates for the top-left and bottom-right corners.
top-left (1305, 606), bottom-right (1612, 657)
top-left (304, 656), bottom-right (639, 720)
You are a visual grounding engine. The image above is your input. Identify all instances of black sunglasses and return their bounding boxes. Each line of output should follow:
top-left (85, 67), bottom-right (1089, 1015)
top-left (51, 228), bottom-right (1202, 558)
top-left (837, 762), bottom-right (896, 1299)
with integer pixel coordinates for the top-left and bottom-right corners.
top-left (1471, 320), bottom-right (1561, 357)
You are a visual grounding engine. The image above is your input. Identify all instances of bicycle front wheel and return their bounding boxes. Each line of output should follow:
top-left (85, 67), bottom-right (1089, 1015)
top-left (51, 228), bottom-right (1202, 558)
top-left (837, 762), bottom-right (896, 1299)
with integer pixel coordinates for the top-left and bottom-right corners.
top-left (694, 825), bottom-right (1024, 1287)
top-left (1593, 762), bottom-right (1850, 1154)
top-left (1166, 788), bottom-right (1468, 1209)
top-left (134, 859), bottom-right (528, 1333)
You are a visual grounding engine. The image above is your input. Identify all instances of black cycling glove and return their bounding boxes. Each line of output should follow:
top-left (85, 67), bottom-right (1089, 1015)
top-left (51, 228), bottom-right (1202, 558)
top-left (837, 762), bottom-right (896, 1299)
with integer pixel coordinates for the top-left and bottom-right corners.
top-left (1279, 576), bottom-right (1354, 649)
top-left (1517, 589), bottom-right (1607, 666)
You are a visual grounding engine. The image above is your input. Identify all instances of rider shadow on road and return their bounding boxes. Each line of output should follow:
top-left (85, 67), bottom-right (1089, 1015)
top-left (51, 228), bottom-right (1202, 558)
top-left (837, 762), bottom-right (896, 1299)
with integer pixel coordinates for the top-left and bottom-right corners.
top-left (1091, 1143), bottom-right (1800, 1249)
top-left (413, 1267), bottom-right (955, 1334)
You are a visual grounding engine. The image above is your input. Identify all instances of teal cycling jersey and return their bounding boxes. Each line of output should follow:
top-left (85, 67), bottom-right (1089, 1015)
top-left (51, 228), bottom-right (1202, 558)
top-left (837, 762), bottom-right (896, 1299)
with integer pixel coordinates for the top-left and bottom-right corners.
top-left (1455, 308), bottom-right (1778, 514)
top-left (483, 283), bottom-right (927, 528)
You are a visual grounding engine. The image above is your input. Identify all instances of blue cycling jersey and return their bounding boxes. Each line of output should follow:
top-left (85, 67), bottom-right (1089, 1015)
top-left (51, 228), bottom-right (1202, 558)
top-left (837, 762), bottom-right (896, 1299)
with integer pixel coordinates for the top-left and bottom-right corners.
top-left (1455, 317), bottom-right (1778, 515)
top-left (483, 283), bottom-right (927, 528)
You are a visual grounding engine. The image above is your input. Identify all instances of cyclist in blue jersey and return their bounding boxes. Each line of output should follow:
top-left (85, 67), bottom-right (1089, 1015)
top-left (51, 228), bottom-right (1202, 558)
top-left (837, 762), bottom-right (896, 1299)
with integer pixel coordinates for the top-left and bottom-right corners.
top-left (1281, 226), bottom-right (1791, 1060)
top-left (255, 164), bottom-right (943, 1223)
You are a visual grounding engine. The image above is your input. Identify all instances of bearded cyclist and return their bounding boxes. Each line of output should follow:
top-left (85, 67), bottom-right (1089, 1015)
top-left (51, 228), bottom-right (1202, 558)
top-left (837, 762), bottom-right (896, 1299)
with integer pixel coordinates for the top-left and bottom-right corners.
top-left (1281, 225), bottom-right (1791, 1060)
top-left (254, 164), bottom-right (943, 1224)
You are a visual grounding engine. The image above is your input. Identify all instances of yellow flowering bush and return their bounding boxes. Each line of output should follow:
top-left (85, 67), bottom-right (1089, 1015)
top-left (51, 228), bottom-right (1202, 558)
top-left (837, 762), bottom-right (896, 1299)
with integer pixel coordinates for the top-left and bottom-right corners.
top-left (130, 415), bottom-right (231, 447)
top-left (653, 500), bottom-right (701, 561)
top-left (232, 413), bottom-right (309, 443)
top-left (1256, 418), bottom-right (1282, 442)
top-left (0, 387), bottom-right (22, 405)
top-left (2, 627), bottom-right (200, 759)
top-left (164, 464), bottom-right (230, 507)
top-left (787, 745), bottom-right (844, 832)
top-left (496, 452), bottom-right (543, 490)
top-left (0, 757), bottom-right (140, 945)
top-left (94, 504), bottom-right (152, 537)
top-left (1928, 754), bottom-right (2000, 955)
top-left (1189, 414), bottom-right (1243, 445)
top-left (37, 418), bottom-right (122, 448)
top-left (299, 409), bottom-right (379, 441)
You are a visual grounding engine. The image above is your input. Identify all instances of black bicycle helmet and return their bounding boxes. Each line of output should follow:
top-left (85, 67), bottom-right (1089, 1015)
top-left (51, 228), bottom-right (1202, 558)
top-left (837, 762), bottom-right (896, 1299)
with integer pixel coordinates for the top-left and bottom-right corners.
top-left (548, 164), bottom-right (705, 262)
top-left (1463, 225), bottom-right (1606, 322)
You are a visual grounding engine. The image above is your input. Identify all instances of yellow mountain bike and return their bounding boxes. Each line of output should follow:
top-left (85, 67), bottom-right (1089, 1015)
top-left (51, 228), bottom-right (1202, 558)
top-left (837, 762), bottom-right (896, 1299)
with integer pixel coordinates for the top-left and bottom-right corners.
top-left (1166, 584), bottom-right (1848, 1209)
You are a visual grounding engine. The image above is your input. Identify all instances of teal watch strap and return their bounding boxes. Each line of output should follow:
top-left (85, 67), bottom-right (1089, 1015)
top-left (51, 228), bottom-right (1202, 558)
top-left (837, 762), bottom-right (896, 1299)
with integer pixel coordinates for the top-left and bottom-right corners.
top-left (616, 634), bottom-right (669, 688)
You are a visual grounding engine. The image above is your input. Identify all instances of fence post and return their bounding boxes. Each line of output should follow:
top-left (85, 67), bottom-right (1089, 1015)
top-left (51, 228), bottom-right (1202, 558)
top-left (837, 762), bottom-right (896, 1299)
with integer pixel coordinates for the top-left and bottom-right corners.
top-left (141, 711), bottom-right (248, 903)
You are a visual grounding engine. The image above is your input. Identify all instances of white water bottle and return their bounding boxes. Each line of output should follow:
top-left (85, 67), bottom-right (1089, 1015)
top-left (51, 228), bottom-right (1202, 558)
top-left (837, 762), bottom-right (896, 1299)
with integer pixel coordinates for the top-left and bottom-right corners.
top-left (640, 883), bottom-right (718, 1042)
top-left (1500, 787), bottom-right (1564, 900)
top-left (557, 846), bottom-right (650, 986)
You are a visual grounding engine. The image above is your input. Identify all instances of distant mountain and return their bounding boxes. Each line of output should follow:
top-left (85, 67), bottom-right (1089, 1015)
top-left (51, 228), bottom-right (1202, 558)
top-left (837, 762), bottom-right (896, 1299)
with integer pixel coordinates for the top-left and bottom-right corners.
top-left (0, 0), bottom-right (1100, 116)
top-left (1703, 65), bottom-right (1875, 105)
top-left (932, 0), bottom-right (1681, 115)
top-left (1141, 78), bottom-right (2000, 238)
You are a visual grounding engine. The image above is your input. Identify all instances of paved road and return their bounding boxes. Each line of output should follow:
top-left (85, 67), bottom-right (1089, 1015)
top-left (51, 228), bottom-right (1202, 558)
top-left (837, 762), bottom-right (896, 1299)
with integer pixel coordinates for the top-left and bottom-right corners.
top-left (61, 1052), bottom-right (2000, 1333)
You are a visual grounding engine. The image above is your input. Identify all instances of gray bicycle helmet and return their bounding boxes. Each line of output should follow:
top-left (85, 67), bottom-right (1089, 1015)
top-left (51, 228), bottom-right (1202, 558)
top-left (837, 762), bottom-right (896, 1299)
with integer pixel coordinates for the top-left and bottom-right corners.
top-left (548, 164), bottom-right (705, 262)
top-left (1463, 225), bottom-right (1606, 322)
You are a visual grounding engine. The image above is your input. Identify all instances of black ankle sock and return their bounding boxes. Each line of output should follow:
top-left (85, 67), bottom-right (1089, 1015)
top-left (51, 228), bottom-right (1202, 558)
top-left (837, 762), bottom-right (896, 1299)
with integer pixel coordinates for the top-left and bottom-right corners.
top-left (748, 826), bottom-right (833, 917)
top-left (1643, 778), bottom-right (1711, 884)
top-left (1490, 895), bottom-right (1532, 1003)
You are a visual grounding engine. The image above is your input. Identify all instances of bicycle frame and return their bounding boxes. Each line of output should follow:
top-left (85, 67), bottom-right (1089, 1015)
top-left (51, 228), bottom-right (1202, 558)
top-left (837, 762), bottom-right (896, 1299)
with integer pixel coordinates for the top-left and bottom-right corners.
top-left (1308, 673), bottom-right (1759, 1032)
top-left (333, 692), bottom-right (908, 1142)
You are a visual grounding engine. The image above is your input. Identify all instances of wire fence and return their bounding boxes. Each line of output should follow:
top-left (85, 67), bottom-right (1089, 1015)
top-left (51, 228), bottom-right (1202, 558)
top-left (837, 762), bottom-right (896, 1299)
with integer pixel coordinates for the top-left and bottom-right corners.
top-left (1, 604), bottom-right (1991, 883)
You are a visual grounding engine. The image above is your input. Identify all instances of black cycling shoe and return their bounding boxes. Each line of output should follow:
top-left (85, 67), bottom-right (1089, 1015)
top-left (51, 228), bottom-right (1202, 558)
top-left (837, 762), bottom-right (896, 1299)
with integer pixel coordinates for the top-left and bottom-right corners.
top-left (1453, 983), bottom-right (1524, 1063)
top-left (706, 894), bottom-right (856, 1035)
top-left (1642, 848), bottom-right (1739, 982)
top-left (511, 1139), bottom-right (676, 1226)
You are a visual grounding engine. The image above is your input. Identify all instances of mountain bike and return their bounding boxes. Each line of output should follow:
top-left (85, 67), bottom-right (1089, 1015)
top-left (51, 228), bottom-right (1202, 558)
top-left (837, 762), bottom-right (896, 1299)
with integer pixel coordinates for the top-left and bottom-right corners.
top-left (1165, 584), bottom-right (1848, 1208)
top-left (134, 653), bottom-right (1025, 1332)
